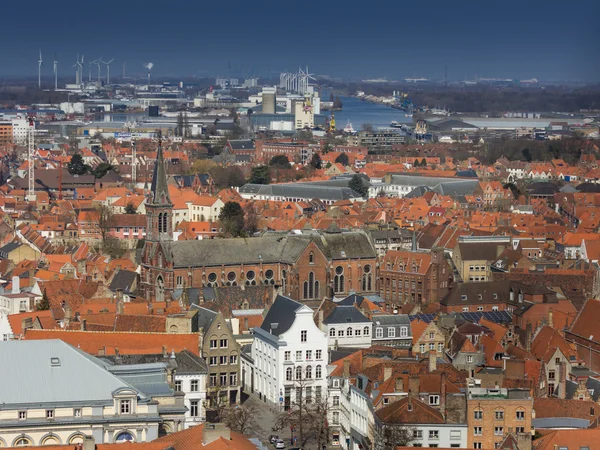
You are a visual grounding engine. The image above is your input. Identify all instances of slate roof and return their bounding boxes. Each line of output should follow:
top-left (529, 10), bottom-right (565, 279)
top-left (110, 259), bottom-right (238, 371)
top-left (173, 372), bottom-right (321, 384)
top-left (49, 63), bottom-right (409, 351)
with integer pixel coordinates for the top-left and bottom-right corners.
top-left (0, 339), bottom-right (145, 405)
top-left (239, 183), bottom-right (363, 201)
top-left (165, 231), bottom-right (375, 268)
top-left (191, 306), bottom-right (219, 336)
top-left (109, 269), bottom-right (139, 294)
top-left (228, 139), bottom-right (255, 150)
top-left (323, 305), bottom-right (370, 325)
top-left (260, 294), bottom-right (303, 337)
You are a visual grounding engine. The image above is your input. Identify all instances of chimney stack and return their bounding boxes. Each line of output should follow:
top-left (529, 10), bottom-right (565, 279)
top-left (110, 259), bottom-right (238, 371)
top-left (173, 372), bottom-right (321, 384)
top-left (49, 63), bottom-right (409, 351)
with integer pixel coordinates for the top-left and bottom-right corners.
top-left (558, 361), bottom-right (567, 400)
top-left (343, 359), bottom-right (351, 378)
top-left (429, 351), bottom-right (437, 372)
top-left (12, 275), bottom-right (20, 294)
top-left (395, 377), bottom-right (404, 393)
top-left (82, 435), bottom-right (96, 450)
top-left (318, 310), bottom-right (324, 328)
top-left (116, 289), bottom-right (124, 315)
top-left (440, 371), bottom-right (447, 419)
top-left (408, 374), bottom-right (420, 394)
top-left (63, 304), bottom-right (72, 328)
top-left (384, 367), bottom-right (392, 382)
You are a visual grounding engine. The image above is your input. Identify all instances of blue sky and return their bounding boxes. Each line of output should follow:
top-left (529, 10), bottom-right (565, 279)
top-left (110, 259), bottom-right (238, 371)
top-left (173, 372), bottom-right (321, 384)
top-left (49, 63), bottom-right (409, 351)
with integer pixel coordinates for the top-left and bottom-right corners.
top-left (1, 0), bottom-right (599, 81)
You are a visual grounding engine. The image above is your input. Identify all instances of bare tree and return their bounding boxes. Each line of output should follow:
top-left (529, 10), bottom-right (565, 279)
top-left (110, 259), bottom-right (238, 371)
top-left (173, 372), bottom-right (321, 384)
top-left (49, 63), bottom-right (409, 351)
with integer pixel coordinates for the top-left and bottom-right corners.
top-left (95, 204), bottom-right (116, 249)
top-left (204, 384), bottom-right (230, 423)
top-left (372, 420), bottom-right (416, 450)
top-left (273, 377), bottom-right (329, 447)
top-left (223, 404), bottom-right (260, 435)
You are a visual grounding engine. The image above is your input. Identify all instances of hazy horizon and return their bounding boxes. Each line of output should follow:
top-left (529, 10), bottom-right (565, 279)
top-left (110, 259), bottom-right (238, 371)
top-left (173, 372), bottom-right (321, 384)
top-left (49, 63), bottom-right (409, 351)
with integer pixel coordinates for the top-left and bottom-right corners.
top-left (2, 0), bottom-right (599, 82)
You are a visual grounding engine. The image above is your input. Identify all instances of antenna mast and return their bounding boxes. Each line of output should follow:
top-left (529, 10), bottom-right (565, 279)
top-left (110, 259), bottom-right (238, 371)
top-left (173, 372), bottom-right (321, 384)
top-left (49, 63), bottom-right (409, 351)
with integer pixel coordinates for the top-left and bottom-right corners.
top-left (27, 117), bottom-right (36, 202)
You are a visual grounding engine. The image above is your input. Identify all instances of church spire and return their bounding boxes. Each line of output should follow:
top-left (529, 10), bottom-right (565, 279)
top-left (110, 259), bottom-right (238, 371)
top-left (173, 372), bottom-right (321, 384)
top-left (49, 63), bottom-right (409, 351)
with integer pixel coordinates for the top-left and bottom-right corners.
top-left (150, 130), bottom-right (172, 206)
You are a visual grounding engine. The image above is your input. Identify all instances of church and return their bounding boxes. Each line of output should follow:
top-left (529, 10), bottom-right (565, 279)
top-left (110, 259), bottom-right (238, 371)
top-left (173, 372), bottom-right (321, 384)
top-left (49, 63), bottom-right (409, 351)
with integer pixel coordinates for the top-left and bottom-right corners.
top-left (140, 139), bottom-right (379, 304)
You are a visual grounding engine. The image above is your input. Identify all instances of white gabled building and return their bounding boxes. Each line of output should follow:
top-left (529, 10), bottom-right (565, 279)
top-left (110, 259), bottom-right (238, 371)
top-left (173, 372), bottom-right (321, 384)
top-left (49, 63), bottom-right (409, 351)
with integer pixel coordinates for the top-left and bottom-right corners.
top-left (250, 295), bottom-right (329, 409)
top-left (322, 305), bottom-right (372, 349)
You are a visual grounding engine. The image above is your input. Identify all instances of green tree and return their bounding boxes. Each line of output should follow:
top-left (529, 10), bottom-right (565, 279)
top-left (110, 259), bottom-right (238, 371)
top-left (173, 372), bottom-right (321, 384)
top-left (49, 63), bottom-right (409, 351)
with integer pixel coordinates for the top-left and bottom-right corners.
top-left (219, 201), bottom-right (245, 237)
top-left (67, 154), bottom-right (88, 175)
top-left (91, 163), bottom-right (115, 179)
top-left (362, 123), bottom-right (374, 132)
top-left (269, 155), bottom-right (291, 169)
top-left (249, 165), bottom-right (270, 185)
top-left (413, 159), bottom-right (420, 167)
top-left (335, 153), bottom-right (349, 166)
top-left (349, 174), bottom-right (369, 197)
top-left (124, 202), bottom-right (137, 214)
top-left (421, 158), bottom-right (427, 166)
top-left (36, 290), bottom-right (50, 311)
top-left (309, 152), bottom-right (322, 170)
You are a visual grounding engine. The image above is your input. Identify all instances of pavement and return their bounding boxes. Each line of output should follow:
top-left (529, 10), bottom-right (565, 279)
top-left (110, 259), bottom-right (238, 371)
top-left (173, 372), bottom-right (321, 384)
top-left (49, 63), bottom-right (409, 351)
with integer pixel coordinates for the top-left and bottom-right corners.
top-left (244, 394), bottom-right (319, 450)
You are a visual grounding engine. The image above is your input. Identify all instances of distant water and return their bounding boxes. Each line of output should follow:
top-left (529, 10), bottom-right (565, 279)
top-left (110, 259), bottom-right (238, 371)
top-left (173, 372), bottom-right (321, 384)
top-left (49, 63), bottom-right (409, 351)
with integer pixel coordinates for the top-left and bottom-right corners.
top-left (325, 95), bottom-right (413, 130)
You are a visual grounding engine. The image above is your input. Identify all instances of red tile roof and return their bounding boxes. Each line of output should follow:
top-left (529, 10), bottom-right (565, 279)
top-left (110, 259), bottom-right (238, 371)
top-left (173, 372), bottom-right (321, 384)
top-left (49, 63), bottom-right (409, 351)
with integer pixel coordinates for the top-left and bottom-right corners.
top-left (23, 329), bottom-right (201, 355)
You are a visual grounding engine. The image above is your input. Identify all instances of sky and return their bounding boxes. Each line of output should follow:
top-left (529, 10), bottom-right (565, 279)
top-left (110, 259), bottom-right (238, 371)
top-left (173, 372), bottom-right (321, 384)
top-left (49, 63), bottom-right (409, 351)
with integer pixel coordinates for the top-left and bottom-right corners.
top-left (1, 0), bottom-right (599, 82)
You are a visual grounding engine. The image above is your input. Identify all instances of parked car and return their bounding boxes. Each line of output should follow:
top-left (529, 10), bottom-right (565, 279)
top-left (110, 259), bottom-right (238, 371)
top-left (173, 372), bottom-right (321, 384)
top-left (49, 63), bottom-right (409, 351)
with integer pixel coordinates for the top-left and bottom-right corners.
top-left (275, 440), bottom-right (286, 449)
top-left (269, 435), bottom-right (279, 444)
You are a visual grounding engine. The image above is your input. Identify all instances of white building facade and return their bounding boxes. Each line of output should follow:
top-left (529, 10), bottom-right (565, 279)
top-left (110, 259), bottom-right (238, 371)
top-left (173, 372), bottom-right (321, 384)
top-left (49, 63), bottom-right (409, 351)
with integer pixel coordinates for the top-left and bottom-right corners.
top-left (251, 295), bottom-right (329, 409)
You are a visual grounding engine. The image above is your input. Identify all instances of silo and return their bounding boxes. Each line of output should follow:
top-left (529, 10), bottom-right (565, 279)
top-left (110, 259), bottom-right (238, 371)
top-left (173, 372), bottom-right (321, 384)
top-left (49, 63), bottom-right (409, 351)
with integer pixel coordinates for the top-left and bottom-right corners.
top-left (261, 87), bottom-right (276, 114)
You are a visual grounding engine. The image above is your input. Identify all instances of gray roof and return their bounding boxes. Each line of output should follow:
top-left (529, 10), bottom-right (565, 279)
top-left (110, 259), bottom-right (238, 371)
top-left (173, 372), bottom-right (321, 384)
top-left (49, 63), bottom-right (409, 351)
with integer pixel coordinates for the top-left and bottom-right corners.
top-left (228, 139), bottom-right (255, 150)
top-left (260, 294), bottom-right (303, 337)
top-left (0, 242), bottom-right (22, 256)
top-left (166, 230), bottom-right (376, 268)
top-left (191, 306), bottom-right (218, 335)
top-left (240, 183), bottom-right (362, 201)
top-left (458, 242), bottom-right (503, 261)
top-left (372, 314), bottom-right (411, 327)
top-left (532, 417), bottom-right (590, 429)
top-left (323, 305), bottom-right (370, 325)
top-left (108, 269), bottom-right (138, 293)
top-left (389, 174), bottom-right (479, 197)
top-left (0, 340), bottom-right (142, 406)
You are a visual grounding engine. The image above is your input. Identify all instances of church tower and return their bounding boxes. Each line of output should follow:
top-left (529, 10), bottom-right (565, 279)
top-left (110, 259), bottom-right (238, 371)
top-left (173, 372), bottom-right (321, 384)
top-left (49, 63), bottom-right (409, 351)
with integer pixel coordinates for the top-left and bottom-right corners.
top-left (146, 131), bottom-right (173, 241)
top-left (141, 131), bottom-right (174, 302)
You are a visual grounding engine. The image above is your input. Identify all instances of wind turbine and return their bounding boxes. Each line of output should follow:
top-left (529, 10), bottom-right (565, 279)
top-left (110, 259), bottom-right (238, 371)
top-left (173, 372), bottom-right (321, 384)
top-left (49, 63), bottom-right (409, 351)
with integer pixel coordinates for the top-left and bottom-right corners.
top-left (53, 53), bottom-right (58, 90)
top-left (73, 55), bottom-right (80, 85)
top-left (93, 58), bottom-right (102, 82)
top-left (102, 58), bottom-right (114, 84)
top-left (37, 49), bottom-right (43, 89)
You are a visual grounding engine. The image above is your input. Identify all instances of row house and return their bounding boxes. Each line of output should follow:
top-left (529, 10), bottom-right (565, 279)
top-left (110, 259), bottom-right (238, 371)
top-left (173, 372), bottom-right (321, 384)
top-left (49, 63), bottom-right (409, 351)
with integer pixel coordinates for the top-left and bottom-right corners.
top-left (380, 249), bottom-right (451, 308)
top-left (245, 295), bottom-right (329, 409)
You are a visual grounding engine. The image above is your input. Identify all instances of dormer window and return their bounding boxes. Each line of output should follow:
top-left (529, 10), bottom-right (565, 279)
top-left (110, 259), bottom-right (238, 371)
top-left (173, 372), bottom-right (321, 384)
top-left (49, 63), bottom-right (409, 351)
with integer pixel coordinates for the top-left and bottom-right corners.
top-left (120, 400), bottom-right (131, 414)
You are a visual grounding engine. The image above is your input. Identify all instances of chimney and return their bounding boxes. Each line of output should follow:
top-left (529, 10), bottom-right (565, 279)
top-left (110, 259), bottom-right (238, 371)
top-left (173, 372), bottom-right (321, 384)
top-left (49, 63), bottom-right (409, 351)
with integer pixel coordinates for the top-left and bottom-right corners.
top-left (558, 361), bottom-right (567, 400)
top-left (318, 310), bottom-right (324, 328)
top-left (548, 308), bottom-right (554, 329)
top-left (116, 289), bottom-right (124, 315)
top-left (343, 359), bottom-right (351, 378)
top-left (429, 351), bottom-right (437, 372)
top-left (408, 374), bottom-right (420, 394)
top-left (384, 367), bottom-right (393, 382)
top-left (162, 345), bottom-right (168, 358)
top-left (516, 432), bottom-right (532, 450)
top-left (440, 371), bottom-right (447, 419)
top-left (63, 304), bottom-right (72, 328)
top-left (80, 319), bottom-right (87, 331)
top-left (12, 275), bottom-right (20, 294)
top-left (82, 435), bottom-right (96, 450)
top-left (395, 377), bottom-right (404, 393)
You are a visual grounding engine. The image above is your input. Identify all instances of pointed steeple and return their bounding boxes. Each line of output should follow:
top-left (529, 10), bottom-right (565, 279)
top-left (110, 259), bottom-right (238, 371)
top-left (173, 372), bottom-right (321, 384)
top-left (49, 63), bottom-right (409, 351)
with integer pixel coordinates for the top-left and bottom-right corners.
top-left (150, 130), bottom-right (172, 206)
